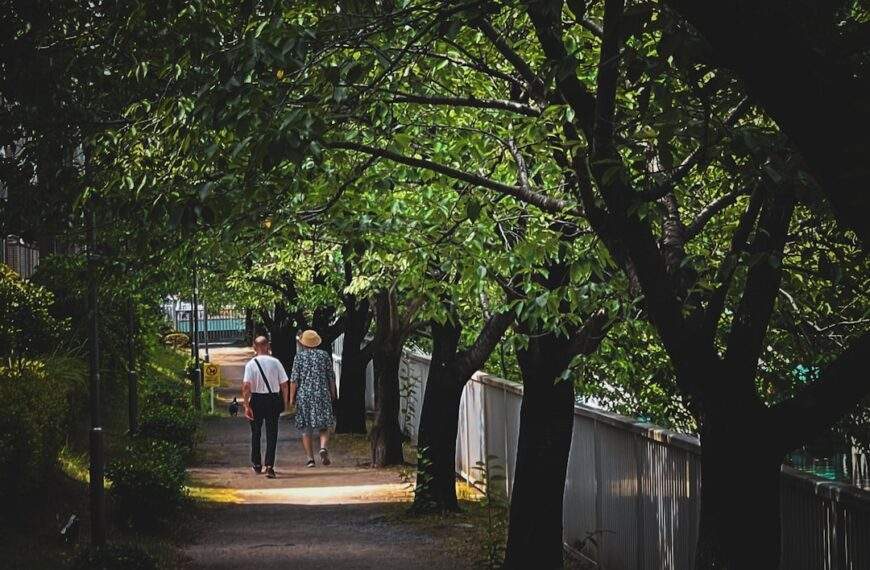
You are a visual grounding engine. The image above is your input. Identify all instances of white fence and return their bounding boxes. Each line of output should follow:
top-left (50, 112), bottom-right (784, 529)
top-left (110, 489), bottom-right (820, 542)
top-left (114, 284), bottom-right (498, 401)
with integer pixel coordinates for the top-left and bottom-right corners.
top-left (331, 339), bottom-right (870, 569)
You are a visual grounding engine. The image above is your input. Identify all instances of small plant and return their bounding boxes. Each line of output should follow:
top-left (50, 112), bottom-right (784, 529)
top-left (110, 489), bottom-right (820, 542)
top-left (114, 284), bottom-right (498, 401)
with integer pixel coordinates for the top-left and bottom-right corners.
top-left (70, 542), bottom-right (158, 570)
top-left (107, 439), bottom-right (187, 530)
top-left (472, 454), bottom-right (509, 569)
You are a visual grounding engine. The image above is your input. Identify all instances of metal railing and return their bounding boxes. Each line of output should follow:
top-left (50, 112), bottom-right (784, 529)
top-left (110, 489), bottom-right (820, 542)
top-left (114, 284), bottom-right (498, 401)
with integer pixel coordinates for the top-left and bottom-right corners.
top-left (332, 337), bottom-right (870, 569)
top-left (169, 306), bottom-right (246, 343)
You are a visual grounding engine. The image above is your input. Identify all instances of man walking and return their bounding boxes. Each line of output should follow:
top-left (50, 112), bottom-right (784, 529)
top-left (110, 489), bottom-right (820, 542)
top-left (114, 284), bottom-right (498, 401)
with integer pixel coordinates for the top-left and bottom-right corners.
top-left (242, 336), bottom-right (288, 479)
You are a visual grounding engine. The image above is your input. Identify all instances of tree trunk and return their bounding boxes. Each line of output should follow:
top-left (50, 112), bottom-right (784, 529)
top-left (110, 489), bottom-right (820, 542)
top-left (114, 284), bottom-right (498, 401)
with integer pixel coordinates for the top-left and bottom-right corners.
top-left (695, 412), bottom-right (782, 569)
top-left (244, 308), bottom-right (254, 344)
top-left (371, 342), bottom-right (404, 467)
top-left (413, 320), bottom-right (464, 513)
top-left (336, 296), bottom-right (371, 434)
top-left (267, 304), bottom-right (296, 372)
top-left (504, 334), bottom-right (575, 569)
top-left (336, 345), bottom-right (370, 434)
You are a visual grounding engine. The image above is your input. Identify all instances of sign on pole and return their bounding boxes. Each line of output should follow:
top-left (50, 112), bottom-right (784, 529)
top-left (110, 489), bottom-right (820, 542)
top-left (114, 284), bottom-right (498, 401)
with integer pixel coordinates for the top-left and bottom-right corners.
top-left (203, 363), bottom-right (221, 388)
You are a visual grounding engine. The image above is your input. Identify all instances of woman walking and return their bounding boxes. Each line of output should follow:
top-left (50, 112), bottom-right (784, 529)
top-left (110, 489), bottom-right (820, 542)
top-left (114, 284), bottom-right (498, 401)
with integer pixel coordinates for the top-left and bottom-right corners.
top-left (289, 330), bottom-right (337, 467)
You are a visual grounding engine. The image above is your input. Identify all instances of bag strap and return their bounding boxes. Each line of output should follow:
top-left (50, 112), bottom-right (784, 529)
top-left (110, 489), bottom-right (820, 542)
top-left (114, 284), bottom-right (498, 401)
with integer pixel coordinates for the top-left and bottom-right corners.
top-left (252, 357), bottom-right (274, 394)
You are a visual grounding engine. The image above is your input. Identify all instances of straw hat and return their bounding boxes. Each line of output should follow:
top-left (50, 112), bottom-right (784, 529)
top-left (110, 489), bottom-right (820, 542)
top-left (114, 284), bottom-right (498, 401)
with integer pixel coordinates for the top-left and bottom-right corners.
top-left (299, 329), bottom-right (322, 348)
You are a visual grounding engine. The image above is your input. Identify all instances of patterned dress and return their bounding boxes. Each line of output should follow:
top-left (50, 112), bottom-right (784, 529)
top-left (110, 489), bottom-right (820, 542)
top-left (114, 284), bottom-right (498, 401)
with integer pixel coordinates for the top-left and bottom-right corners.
top-left (291, 347), bottom-right (336, 433)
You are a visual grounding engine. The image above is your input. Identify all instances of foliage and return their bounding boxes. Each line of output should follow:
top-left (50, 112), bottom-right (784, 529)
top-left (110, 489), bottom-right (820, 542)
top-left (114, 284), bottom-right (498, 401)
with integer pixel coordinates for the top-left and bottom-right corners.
top-left (137, 403), bottom-right (200, 450)
top-left (70, 542), bottom-right (158, 570)
top-left (106, 438), bottom-right (188, 530)
top-left (0, 358), bottom-right (84, 506)
top-left (0, 265), bottom-right (68, 361)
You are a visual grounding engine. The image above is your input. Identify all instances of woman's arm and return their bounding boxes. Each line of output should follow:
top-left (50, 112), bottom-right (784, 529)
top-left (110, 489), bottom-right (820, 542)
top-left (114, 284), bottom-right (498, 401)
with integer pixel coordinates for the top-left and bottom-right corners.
top-left (289, 382), bottom-right (298, 406)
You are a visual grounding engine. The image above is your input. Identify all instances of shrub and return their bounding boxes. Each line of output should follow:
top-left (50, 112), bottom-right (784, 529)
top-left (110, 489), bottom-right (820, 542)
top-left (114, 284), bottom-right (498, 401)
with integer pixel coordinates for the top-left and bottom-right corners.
top-left (162, 332), bottom-right (190, 350)
top-left (0, 264), bottom-right (67, 360)
top-left (138, 403), bottom-right (200, 449)
top-left (0, 358), bottom-right (82, 506)
top-left (70, 542), bottom-right (158, 570)
top-left (107, 439), bottom-right (187, 530)
top-left (142, 374), bottom-right (190, 409)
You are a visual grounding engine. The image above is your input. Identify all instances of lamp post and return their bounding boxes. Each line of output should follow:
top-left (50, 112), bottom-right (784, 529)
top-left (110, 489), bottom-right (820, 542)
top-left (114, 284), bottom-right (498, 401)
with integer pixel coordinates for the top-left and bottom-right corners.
top-left (127, 297), bottom-right (138, 434)
top-left (86, 206), bottom-right (106, 546)
top-left (191, 260), bottom-right (202, 411)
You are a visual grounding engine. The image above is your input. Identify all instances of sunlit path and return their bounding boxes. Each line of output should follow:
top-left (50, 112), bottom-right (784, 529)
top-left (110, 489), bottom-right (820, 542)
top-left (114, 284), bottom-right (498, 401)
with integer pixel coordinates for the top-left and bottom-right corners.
top-left (181, 347), bottom-right (470, 569)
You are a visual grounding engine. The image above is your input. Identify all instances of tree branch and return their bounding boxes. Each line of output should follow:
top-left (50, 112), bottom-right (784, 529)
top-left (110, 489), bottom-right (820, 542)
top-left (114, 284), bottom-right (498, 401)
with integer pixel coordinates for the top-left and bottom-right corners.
top-left (770, 332), bottom-right (870, 452)
top-left (685, 186), bottom-right (751, 239)
top-left (389, 92), bottom-right (540, 116)
top-left (724, 187), bottom-right (795, 385)
top-left (475, 18), bottom-right (546, 101)
top-left (524, 3), bottom-right (597, 138)
top-left (324, 140), bottom-right (572, 213)
top-left (456, 308), bottom-right (516, 376)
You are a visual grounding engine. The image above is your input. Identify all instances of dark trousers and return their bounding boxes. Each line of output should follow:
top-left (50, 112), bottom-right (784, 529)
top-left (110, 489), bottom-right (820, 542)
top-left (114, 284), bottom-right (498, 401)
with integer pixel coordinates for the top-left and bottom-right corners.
top-left (250, 393), bottom-right (282, 467)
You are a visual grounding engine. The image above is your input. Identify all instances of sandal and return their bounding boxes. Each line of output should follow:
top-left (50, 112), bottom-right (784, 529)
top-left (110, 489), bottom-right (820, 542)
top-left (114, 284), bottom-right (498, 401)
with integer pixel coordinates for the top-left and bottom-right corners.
top-left (305, 458), bottom-right (316, 468)
top-left (319, 448), bottom-right (331, 466)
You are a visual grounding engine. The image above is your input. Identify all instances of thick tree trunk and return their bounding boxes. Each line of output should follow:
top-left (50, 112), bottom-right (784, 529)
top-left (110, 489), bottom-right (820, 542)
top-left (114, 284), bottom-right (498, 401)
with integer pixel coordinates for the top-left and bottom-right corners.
top-left (336, 296), bottom-right (371, 434)
top-left (336, 346), bottom-right (369, 434)
top-left (267, 304), bottom-right (296, 372)
top-left (695, 412), bottom-right (782, 569)
top-left (504, 334), bottom-right (575, 569)
top-left (413, 320), bottom-right (464, 513)
top-left (371, 343), bottom-right (404, 467)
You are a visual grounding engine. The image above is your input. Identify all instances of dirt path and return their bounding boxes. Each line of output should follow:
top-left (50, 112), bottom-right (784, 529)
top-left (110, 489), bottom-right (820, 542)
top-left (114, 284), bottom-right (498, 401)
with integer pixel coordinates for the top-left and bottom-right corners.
top-left (182, 347), bottom-right (471, 569)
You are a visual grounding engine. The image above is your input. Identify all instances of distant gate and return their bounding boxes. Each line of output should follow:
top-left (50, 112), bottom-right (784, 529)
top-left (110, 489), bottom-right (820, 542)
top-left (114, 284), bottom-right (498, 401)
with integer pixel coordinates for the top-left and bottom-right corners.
top-left (169, 305), bottom-right (246, 344)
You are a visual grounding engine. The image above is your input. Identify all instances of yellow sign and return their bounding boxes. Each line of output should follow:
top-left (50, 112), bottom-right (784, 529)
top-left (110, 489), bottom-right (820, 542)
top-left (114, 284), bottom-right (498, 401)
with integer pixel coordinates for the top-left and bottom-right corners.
top-left (203, 363), bottom-right (221, 388)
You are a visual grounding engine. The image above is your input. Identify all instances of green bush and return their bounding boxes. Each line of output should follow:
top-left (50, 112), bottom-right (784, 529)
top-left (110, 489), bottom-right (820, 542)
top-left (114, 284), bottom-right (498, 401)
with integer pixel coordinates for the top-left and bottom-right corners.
top-left (138, 403), bottom-right (200, 449)
top-left (107, 438), bottom-right (187, 530)
top-left (0, 264), bottom-right (67, 359)
top-left (162, 332), bottom-right (190, 350)
top-left (142, 373), bottom-right (189, 409)
top-left (70, 542), bottom-right (158, 570)
top-left (0, 358), bottom-right (82, 505)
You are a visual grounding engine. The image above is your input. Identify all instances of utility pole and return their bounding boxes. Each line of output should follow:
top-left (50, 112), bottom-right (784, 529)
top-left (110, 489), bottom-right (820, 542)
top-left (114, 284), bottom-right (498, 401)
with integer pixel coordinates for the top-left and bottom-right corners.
top-left (86, 206), bottom-right (106, 546)
top-left (127, 297), bottom-right (138, 434)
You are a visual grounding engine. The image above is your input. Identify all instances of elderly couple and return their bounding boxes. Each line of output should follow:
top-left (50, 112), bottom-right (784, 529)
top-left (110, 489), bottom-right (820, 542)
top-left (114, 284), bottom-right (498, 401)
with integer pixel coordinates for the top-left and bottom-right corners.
top-left (241, 330), bottom-right (337, 478)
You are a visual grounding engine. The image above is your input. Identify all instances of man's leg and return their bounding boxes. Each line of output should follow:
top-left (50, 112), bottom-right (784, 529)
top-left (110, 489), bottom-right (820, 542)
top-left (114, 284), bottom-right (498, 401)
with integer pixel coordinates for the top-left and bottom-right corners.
top-left (264, 410), bottom-right (279, 468)
top-left (250, 414), bottom-right (264, 468)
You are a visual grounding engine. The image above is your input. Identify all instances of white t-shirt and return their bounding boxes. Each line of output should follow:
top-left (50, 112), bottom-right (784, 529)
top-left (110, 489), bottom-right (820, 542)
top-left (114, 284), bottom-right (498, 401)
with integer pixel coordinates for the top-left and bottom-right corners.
top-left (243, 355), bottom-right (289, 394)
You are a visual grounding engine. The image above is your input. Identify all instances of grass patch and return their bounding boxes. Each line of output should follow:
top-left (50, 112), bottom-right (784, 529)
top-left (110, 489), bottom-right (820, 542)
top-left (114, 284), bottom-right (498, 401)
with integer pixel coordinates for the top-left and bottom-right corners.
top-left (58, 445), bottom-right (92, 485)
top-left (147, 346), bottom-right (189, 385)
top-left (187, 486), bottom-right (242, 504)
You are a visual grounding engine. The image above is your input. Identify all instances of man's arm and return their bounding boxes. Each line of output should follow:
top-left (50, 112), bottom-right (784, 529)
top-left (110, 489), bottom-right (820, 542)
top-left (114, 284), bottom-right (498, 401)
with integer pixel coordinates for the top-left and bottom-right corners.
top-left (242, 381), bottom-right (253, 420)
top-left (281, 381), bottom-right (289, 409)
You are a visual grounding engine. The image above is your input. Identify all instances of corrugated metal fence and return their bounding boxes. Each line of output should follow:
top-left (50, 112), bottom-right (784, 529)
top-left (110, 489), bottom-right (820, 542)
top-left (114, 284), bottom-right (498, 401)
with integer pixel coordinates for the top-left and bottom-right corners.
top-left (331, 339), bottom-right (870, 569)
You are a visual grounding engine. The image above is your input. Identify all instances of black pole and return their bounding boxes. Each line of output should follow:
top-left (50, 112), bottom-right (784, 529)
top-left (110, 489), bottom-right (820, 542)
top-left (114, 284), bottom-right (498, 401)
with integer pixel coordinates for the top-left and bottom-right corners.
top-left (127, 298), bottom-right (138, 434)
top-left (203, 300), bottom-right (210, 363)
top-left (86, 207), bottom-right (106, 546)
top-left (192, 260), bottom-right (202, 411)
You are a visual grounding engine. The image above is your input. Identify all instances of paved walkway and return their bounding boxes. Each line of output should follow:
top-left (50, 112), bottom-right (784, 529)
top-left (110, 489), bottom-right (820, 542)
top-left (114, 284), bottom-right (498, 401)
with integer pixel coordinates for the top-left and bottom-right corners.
top-left (182, 347), bottom-right (470, 569)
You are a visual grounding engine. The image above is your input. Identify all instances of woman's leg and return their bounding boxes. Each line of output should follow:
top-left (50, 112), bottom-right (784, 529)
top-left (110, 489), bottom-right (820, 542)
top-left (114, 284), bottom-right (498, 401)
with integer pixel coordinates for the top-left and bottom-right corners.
top-left (301, 432), bottom-right (314, 459)
top-left (319, 429), bottom-right (330, 451)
